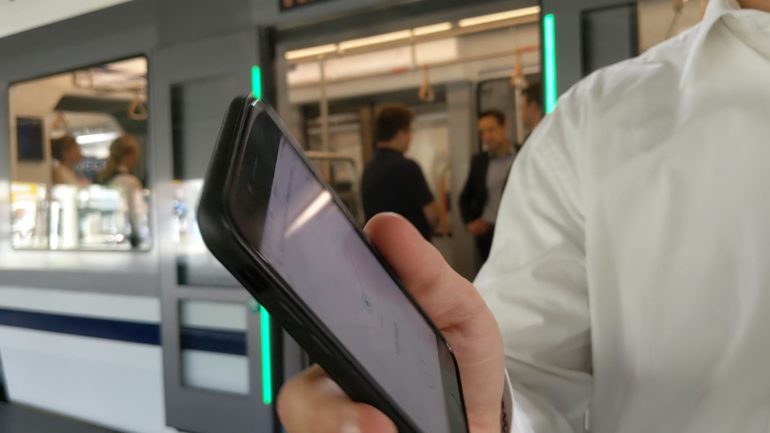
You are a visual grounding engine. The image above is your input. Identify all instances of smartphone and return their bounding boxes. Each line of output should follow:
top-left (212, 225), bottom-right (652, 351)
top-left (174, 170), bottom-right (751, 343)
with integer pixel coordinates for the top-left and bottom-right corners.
top-left (197, 96), bottom-right (469, 433)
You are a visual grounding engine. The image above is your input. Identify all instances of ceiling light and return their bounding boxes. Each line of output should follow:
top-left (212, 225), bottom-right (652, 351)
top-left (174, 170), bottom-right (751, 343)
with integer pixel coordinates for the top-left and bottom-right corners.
top-left (413, 22), bottom-right (452, 37)
top-left (285, 44), bottom-right (338, 60)
top-left (75, 132), bottom-right (120, 145)
top-left (458, 6), bottom-right (541, 28)
top-left (339, 30), bottom-right (413, 51)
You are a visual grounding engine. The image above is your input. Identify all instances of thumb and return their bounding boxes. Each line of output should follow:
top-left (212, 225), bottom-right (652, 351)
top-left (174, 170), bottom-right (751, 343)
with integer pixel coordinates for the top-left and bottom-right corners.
top-left (364, 213), bottom-right (505, 433)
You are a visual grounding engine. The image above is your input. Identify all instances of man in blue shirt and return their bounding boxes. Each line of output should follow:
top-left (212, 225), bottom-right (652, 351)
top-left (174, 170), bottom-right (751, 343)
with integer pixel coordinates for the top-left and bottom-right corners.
top-left (362, 105), bottom-right (438, 240)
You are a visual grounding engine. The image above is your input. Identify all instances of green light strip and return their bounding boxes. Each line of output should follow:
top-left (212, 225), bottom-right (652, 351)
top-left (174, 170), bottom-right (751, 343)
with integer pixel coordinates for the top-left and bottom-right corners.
top-left (251, 65), bottom-right (263, 101)
top-left (543, 13), bottom-right (558, 113)
top-left (259, 305), bottom-right (273, 405)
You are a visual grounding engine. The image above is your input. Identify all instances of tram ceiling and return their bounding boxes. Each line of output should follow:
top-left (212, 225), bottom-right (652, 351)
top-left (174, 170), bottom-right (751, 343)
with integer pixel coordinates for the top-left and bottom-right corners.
top-left (288, 46), bottom-right (539, 90)
top-left (284, 6), bottom-right (541, 63)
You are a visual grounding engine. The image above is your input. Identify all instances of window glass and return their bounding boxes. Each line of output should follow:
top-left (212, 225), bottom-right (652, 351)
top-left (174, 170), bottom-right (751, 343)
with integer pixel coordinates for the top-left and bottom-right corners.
top-left (9, 57), bottom-right (150, 251)
top-left (170, 76), bottom-right (241, 286)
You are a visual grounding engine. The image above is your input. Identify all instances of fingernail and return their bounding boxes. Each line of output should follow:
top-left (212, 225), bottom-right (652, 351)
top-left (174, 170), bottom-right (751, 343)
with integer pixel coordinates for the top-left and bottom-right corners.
top-left (340, 420), bottom-right (361, 433)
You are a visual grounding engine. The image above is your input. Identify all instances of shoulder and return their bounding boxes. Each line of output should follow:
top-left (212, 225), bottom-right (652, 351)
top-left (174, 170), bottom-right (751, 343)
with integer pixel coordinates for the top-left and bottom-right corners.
top-left (474, 152), bottom-right (490, 167)
top-left (529, 24), bottom-right (702, 151)
top-left (463, 153), bottom-right (486, 171)
top-left (471, 152), bottom-right (487, 162)
top-left (516, 25), bottom-right (702, 208)
top-left (572, 23), bottom-right (700, 113)
top-left (109, 173), bottom-right (142, 190)
top-left (395, 158), bottom-right (422, 178)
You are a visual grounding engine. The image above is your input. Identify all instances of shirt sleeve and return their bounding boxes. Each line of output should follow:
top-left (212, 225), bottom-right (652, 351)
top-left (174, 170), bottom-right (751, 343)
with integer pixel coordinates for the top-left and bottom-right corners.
top-left (405, 160), bottom-right (434, 208)
top-left (477, 87), bottom-right (592, 433)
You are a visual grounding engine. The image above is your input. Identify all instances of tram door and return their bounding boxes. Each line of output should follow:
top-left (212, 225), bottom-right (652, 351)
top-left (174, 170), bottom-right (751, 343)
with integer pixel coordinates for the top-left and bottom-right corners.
top-left (152, 29), bottom-right (280, 433)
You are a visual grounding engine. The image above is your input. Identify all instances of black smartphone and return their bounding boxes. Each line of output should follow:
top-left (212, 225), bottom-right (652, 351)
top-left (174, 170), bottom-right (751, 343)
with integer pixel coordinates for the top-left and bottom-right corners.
top-left (197, 96), bottom-right (469, 433)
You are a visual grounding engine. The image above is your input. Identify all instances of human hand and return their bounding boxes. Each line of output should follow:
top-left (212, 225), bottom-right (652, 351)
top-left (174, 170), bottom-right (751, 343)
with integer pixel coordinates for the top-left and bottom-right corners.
top-left (278, 213), bottom-right (505, 433)
top-left (467, 219), bottom-right (492, 236)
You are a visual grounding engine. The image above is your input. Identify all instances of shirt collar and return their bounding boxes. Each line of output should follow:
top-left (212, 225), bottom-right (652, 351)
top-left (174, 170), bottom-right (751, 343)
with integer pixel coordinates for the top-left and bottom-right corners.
top-left (681, 0), bottom-right (765, 85)
top-left (487, 142), bottom-right (516, 159)
top-left (376, 147), bottom-right (403, 155)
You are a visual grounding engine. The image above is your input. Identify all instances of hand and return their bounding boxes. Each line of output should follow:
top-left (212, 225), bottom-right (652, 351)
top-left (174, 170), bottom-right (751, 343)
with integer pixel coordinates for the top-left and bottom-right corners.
top-left (467, 219), bottom-right (492, 236)
top-left (278, 213), bottom-right (506, 433)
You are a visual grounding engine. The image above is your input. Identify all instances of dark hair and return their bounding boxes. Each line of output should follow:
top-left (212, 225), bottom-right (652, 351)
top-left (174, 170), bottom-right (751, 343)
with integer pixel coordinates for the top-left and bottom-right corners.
top-left (521, 82), bottom-right (543, 111)
top-left (478, 110), bottom-right (506, 125)
top-left (51, 135), bottom-right (78, 161)
top-left (375, 105), bottom-right (414, 143)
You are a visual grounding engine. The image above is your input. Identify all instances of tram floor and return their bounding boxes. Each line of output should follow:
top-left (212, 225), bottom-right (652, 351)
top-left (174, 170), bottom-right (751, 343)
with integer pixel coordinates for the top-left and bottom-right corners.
top-left (0, 402), bottom-right (119, 433)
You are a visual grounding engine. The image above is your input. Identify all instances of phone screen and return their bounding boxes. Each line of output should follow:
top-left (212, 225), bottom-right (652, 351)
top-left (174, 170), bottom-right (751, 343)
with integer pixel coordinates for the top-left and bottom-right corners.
top-left (260, 136), bottom-right (450, 433)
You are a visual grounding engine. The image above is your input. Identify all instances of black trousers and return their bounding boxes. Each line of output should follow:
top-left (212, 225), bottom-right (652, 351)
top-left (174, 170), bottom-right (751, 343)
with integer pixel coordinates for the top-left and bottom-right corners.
top-left (475, 229), bottom-right (495, 263)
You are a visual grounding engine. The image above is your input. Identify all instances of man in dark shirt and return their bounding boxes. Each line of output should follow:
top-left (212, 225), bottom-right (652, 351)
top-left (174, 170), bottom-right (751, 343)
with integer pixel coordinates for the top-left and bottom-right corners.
top-left (362, 105), bottom-right (438, 240)
top-left (460, 110), bottom-right (518, 262)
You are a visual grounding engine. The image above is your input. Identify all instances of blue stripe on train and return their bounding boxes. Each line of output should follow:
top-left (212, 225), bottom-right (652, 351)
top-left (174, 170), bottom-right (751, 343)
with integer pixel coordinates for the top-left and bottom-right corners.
top-left (180, 327), bottom-right (246, 355)
top-left (0, 308), bottom-right (247, 356)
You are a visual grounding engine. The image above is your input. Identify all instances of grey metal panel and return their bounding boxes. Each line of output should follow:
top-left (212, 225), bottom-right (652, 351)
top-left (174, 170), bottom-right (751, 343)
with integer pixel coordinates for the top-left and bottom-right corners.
top-left (266, 0), bottom-right (530, 31)
top-left (171, 75), bottom-right (240, 180)
top-left (0, 271), bottom-right (159, 297)
top-left (582, 4), bottom-right (638, 75)
top-left (151, 28), bottom-right (275, 433)
top-left (0, 402), bottom-right (115, 433)
top-left (274, 0), bottom-right (536, 49)
top-left (174, 286), bottom-right (251, 303)
top-left (252, 0), bottom-right (399, 26)
top-left (0, 0), bottom-right (157, 81)
top-left (0, 0), bottom-right (159, 295)
top-left (540, 0), bottom-right (637, 96)
top-left (446, 82), bottom-right (479, 281)
top-left (158, 0), bottom-right (253, 47)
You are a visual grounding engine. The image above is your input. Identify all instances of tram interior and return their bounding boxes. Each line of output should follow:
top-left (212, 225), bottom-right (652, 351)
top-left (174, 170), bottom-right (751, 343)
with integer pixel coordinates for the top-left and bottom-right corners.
top-left (9, 57), bottom-right (150, 251)
top-left (279, 5), bottom-right (541, 276)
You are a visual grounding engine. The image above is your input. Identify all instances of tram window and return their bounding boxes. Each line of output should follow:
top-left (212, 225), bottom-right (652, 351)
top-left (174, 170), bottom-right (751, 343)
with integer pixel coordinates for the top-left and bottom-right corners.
top-left (8, 57), bottom-right (151, 251)
top-left (179, 300), bottom-right (249, 395)
top-left (170, 75), bottom-right (241, 287)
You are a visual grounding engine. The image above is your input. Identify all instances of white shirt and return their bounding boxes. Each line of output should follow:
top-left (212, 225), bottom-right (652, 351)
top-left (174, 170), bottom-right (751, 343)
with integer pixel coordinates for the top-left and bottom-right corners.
top-left (108, 168), bottom-right (148, 241)
top-left (479, 1), bottom-right (770, 432)
top-left (482, 150), bottom-right (516, 224)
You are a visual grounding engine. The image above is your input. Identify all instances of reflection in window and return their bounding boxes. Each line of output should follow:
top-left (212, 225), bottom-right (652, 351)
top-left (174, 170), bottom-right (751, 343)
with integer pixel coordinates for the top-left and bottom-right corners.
top-left (305, 152), bottom-right (363, 225)
top-left (173, 179), bottom-right (239, 287)
top-left (8, 57), bottom-right (150, 251)
top-left (11, 183), bottom-right (48, 249)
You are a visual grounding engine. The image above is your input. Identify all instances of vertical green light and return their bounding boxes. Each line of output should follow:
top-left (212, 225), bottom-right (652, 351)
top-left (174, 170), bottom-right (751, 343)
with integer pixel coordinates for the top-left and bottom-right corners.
top-left (259, 305), bottom-right (273, 405)
top-left (251, 65), bottom-right (263, 101)
top-left (543, 13), bottom-right (558, 113)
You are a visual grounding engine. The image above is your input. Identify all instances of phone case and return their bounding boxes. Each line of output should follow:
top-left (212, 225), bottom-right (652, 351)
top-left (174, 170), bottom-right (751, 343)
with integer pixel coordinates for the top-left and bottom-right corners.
top-left (197, 96), bottom-right (469, 433)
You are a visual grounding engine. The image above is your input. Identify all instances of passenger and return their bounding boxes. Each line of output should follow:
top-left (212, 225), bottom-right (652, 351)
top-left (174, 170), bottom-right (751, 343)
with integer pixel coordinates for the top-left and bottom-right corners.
top-left (96, 134), bottom-right (147, 247)
top-left (51, 135), bottom-right (87, 186)
top-left (519, 81), bottom-right (544, 140)
top-left (277, 1), bottom-right (770, 433)
top-left (361, 105), bottom-right (438, 241)
top-left (459, 110), bottom-right (516, 262)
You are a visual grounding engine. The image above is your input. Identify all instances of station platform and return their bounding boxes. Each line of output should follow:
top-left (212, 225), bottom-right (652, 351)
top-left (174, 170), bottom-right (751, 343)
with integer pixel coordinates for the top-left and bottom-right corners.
top-left (0, 402), bottom-right (118, 433)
